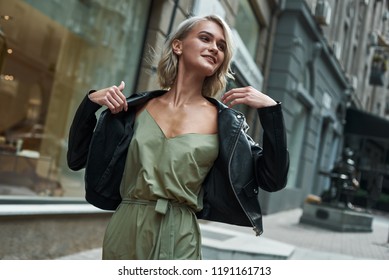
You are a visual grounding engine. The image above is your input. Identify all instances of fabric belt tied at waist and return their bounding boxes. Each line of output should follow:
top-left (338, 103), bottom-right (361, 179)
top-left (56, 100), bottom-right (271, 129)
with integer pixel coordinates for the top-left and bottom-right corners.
top-left (120, 197), bottom-right (193, 259)
top-left (121, 198), bottom-right (190, 214)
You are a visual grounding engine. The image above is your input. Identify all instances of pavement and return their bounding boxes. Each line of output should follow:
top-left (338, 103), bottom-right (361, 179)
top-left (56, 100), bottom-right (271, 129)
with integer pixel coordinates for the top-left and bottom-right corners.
top-left (57, 207), bottom-right (389, 260)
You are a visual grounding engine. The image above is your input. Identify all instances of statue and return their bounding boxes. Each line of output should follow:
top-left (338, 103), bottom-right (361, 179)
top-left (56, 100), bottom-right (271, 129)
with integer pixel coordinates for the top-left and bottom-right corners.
top-left (320, 148), bottom-right (359, 209)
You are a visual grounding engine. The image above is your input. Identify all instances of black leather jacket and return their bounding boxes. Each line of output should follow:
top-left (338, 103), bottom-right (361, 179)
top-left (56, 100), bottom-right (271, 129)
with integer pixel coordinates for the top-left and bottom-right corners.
top-left (67, 90), bottom-right (289, 236)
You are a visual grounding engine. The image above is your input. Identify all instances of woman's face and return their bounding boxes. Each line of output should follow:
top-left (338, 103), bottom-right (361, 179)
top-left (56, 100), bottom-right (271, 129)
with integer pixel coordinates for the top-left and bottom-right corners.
top-left (174, 20), bottom-right (226, 77)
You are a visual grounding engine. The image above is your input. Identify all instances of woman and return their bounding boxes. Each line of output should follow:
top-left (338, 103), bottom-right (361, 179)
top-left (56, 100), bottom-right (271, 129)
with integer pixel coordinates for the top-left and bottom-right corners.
top-left (67, 15), bottom-right (289, 260)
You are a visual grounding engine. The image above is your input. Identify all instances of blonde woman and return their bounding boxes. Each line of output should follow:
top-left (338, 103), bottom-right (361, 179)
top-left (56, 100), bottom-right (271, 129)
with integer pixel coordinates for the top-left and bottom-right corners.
top-left (67, 15), bottom-right (289, 260)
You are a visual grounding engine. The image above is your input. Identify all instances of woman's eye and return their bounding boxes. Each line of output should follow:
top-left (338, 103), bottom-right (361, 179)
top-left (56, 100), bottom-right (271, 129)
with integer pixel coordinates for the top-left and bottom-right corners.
top-left (200, 36), bottom-right (209, 42)
top-left (218, 44), bottom-right (226, 51)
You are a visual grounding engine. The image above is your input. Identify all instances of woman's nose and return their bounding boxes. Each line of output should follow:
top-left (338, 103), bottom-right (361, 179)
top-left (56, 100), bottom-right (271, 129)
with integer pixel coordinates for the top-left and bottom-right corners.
top-left (209, 42), bottom-right (218, 53)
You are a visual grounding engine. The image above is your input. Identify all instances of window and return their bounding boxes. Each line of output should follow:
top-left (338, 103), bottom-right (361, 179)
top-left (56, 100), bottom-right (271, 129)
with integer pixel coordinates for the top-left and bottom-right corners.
top-left (286, 101), bottom-right (308, 189)
top-left (341, 23), bottom-right (349, 67)
top-left (0, 0), bottom-right (151, 197)
top-left (234, 0), bottom-right (261, 59)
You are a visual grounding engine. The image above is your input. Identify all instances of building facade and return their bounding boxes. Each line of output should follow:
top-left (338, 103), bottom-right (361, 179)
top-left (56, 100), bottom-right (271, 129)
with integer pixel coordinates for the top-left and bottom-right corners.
top-left (262, 0), bottom-right (350, 213)
top-left (307, 0), bottom-right (389, 211)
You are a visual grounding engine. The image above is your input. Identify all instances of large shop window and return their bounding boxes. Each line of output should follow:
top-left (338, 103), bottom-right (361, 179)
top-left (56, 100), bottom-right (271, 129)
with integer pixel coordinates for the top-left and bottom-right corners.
top-left (234, 0), bottom-right (261, 59)
top-left (0, 0), bottom-right (151, 197)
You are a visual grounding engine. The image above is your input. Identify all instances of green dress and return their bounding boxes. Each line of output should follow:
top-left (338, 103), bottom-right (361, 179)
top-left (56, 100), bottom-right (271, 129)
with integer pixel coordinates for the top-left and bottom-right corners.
top-left (102, 109), bottom-right (218, 260)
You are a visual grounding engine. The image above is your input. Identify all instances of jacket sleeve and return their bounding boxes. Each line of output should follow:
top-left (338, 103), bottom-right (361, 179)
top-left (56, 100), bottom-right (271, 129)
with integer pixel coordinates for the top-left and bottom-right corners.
top-left (67, 91), bottom-right (102, 171)
top-left (252, 102), bottom-right (289, 192)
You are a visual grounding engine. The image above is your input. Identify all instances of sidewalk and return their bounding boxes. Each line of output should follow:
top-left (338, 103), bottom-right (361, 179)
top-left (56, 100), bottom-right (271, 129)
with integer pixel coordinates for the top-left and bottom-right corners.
top-left (57, 208), bottom-right (389, 260)
top-left (262, 208), bottom-right (389, 259)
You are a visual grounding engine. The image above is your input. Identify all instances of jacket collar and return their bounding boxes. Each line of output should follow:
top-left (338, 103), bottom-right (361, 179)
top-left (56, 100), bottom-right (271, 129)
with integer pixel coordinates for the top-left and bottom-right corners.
top-left (126, 90), bottom-right (167, 107)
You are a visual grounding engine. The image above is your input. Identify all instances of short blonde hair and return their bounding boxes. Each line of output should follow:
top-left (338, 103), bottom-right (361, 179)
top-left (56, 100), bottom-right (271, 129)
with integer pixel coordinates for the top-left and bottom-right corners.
top-left (157, 15), bottom-right (235, 98)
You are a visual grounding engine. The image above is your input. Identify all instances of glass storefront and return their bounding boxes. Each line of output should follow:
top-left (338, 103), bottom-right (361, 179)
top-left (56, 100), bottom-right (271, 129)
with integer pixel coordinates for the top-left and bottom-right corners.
top-left (0, 0), bottom-right (151, 197)
top-left (234, 0), bottom-right (260, 59)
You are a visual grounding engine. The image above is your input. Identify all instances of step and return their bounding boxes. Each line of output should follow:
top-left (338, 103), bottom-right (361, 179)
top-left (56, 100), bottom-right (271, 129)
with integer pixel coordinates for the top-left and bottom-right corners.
top-left (199, 223), bottom-right (295, 260)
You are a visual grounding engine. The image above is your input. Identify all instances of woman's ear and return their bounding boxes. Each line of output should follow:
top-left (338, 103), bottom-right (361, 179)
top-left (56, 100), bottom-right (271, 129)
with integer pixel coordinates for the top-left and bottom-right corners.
top-left (172, 39), bottom-right (182, 55)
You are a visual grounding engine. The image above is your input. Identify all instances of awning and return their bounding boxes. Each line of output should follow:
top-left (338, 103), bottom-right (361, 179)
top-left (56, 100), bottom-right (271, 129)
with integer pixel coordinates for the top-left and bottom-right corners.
top-left (345, 107), bottom-right (389, 139)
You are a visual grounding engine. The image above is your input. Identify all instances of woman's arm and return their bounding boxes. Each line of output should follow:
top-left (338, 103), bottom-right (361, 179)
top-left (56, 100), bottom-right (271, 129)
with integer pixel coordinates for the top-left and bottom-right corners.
top-left (67, 82), bottom-right (127, 170)
top-left (222, 86), bottom-right (289, 191)
top-left (254, 103), bottom-right (289, 191)
top-left (67, 92), bottom-right (101, 170)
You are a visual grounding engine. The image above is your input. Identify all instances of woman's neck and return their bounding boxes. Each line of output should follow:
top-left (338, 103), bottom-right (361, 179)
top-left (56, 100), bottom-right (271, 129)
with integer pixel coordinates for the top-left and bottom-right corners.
top-left (165, 70), bottom-right (206, 107)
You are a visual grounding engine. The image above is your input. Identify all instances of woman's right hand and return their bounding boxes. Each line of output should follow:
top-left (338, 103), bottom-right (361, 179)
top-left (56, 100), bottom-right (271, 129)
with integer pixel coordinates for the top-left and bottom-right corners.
top-left (88, 81), bottom-right (128, 114)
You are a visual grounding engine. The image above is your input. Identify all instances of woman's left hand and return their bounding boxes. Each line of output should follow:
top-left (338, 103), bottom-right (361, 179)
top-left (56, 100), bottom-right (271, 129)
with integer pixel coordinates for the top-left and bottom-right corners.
top-left (221, 86), bottom-right (277, 109)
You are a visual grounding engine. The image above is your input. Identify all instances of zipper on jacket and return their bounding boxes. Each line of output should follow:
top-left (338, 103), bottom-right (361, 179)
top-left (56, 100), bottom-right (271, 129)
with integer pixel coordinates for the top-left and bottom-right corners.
top-left (227, 113), bottom-right (262, 236)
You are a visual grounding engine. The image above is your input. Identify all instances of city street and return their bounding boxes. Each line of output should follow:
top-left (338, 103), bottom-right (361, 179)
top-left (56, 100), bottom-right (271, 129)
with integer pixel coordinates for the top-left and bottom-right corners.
top-left (58, 208), bottom-right (389, 260)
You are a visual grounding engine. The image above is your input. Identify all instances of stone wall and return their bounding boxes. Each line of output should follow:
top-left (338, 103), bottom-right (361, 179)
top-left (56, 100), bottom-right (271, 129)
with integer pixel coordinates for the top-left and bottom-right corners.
top-left (0, 204), bottom-right (112, 260)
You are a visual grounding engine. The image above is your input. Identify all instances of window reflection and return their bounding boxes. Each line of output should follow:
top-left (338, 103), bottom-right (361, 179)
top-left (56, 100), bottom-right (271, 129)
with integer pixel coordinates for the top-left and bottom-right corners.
top-left (0, 0), bottom-right (151, 197)
top-left (235, 0), bottom-right (261, 59)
